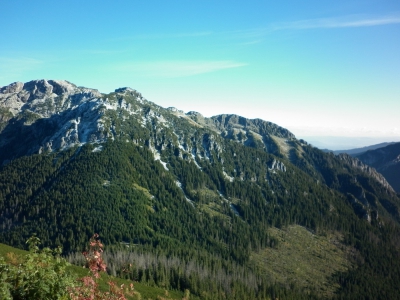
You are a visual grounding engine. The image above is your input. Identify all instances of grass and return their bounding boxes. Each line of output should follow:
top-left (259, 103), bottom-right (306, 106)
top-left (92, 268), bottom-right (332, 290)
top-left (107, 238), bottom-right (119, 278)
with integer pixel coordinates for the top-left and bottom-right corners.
top-left (195, 188), bottom-right (232, 221)
top-left (251, 225), bottom-right (353, 298)
top-left (133, 183), bottom-right (153, 199)
top-left (271, 136), bottom-right (291, 157)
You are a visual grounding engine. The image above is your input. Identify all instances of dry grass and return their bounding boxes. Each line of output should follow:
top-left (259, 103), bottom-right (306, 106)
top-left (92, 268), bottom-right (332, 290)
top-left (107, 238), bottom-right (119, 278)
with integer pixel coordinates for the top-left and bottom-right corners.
top-left (270, 136), bottom-right (291, 158)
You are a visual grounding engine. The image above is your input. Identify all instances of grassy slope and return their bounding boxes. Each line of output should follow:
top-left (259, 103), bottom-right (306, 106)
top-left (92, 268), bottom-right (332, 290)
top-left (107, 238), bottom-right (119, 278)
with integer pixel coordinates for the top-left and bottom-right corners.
top-left (251, 225), bottom-right (353, 298)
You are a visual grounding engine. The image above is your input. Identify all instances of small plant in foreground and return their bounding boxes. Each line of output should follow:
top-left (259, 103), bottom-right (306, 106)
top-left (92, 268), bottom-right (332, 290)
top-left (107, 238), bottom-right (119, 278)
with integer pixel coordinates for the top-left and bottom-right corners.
top-left (0, 234), bottom-right (136, 300)
top-left (0, 235), bottom-right (75, 300)
top-left (69, 233), bottom-right (135, 300)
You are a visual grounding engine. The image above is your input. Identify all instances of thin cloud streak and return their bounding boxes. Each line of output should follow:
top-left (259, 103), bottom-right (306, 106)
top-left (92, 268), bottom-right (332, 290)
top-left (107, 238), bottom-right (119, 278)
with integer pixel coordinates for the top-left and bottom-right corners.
top-left (225, 14), bottom-right (400, 40)
top-left (109, 14), bottom-right (400, 44)
top-left (112, 60), bottom-right (247, 78)
top-left (110, 31), bottom-right (213, 42)
top-left (273, 15), bottom-right (400, 30)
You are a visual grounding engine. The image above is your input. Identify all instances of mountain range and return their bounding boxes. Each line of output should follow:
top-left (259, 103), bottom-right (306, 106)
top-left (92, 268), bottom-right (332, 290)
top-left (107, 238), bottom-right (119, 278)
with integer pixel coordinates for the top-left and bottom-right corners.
top-left (1, 79), bottom-right (400, 299)
top-left (323, 142), bottom-right (398, 156)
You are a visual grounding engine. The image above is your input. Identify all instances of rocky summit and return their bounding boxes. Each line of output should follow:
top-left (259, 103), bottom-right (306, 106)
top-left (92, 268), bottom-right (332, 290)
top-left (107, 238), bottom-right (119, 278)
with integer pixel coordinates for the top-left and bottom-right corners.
top-left (0, 80), bottom-right (293, 160)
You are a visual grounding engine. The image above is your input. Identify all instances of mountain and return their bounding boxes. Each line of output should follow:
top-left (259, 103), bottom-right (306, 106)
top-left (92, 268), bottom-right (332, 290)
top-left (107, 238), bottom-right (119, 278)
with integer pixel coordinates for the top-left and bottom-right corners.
top-left (1, 79), bottom-right (400, 299)
top-left (355, 142), bottom-right (400, 193)
top-left (323, 142), bottom-right (398, 156)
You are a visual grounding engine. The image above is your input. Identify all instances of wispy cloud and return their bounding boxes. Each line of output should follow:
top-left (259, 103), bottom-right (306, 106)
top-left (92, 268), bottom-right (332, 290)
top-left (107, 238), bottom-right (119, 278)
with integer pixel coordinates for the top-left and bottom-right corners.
top-left (137, 31), bottom-right (213, 39)
top-left (110, 31), bottom-right (213, 42)
top-left (112, 60), bottom-right (247, 78)
top-left (226, 14), bottom-right (400, 41)
top-left (85, 49), bottom-right (132, 55)
top-left (272, 15), bottom-right (400, 30)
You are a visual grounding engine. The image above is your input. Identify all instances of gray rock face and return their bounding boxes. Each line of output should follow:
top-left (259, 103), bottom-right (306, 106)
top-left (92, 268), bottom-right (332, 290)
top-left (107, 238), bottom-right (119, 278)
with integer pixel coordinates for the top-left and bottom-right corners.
top-left (210, 114), bottom-right (295, 140)
top-left (0, 80), bottom-right (105, 160)
top-left (0, 79), bottom-right (102, 117)
top-left (182, 113), bottom-right (297, 158)
top-left (114, 87), bottom-right (136, 93)
top-left (268, 158), bottom-right (286, 172)
top-left (0, 81), bottom-right (24, 94)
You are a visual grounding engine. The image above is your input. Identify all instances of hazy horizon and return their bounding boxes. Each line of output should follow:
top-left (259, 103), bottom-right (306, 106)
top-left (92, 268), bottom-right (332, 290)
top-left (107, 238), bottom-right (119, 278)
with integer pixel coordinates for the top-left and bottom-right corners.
top-left (299, 136), bottom-right (400, 151)
top-left (1, 1), bottom-right (399, 144)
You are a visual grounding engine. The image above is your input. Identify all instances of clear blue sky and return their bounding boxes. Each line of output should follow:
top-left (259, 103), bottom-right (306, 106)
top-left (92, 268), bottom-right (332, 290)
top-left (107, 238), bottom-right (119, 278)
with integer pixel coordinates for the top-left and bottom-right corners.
top-left (1, 0), bottom-right (399, 148)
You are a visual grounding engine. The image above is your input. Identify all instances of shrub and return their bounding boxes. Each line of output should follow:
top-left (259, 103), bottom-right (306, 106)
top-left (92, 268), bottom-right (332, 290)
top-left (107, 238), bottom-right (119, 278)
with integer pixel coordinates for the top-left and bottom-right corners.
top-left (0, 234), bottom-right (135, 300)
top-left (0, 235), bottom-right (75, 300)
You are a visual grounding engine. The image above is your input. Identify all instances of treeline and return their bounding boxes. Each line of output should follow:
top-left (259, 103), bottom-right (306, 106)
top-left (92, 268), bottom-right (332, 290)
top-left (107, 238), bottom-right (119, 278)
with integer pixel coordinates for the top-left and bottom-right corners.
top-left (67, 246), bottom-right (317, 300)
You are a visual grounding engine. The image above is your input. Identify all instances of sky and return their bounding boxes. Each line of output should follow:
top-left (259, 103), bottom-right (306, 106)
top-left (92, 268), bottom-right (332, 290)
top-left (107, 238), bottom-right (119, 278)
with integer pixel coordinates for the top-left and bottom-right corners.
top-left (1, 0), bottom-right (399, 149)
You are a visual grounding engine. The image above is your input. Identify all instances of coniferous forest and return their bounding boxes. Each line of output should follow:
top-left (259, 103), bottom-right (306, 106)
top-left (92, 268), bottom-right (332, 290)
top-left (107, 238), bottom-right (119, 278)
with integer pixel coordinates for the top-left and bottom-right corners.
top-left (1, 140), bottom-right (400, 299)
top-left (1, 81), bottom-right (400, 299)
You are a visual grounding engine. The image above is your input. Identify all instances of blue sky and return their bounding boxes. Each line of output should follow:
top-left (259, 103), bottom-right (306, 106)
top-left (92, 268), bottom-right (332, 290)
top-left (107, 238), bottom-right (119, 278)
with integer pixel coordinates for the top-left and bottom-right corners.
top-left (1, 0), bottom-right (400, 149)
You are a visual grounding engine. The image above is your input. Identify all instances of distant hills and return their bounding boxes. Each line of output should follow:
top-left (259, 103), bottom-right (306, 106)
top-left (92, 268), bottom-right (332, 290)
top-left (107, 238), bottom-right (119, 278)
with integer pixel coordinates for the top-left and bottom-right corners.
top-left (323, 142), bottom-right (398, 156)
top-left (1, 79), bottom-right (400, 299)
top-left (305, 136), bottom-right (400, 151)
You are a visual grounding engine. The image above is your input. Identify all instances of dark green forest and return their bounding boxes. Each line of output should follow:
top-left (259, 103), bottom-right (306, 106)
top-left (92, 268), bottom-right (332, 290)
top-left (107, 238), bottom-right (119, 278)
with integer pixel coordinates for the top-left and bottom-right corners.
top-left (1, 139), bottom-right (400, 299)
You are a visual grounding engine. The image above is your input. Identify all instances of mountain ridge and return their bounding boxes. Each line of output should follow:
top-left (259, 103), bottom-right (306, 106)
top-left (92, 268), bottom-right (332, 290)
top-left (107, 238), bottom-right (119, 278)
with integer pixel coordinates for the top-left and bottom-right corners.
top-left (1, 79), bottom-right (400, 299)
top-left (323, 142), bottom-right (398, 156)
top-left (0, 80), bottom-right (294, 162)
top-left (1, 79), bottom-right (397, 213)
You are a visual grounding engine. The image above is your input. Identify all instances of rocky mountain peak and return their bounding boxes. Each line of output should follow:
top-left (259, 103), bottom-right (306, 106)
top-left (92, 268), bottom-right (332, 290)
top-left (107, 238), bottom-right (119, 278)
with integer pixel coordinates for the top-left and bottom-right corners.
top-left (21, 79), bottom-right (74, 97)
top-left (211, 114), bottom-right (295, 139)
top-left (1, 79), bottom-right (79, 98)
top-left (0, 81), bottom-right (24, 94)
top-left (167, 107), bottom-right (185, 115)
top-left (0, 79), bottom-right (102, 117)
top-left (114, 87), bottom-right (136, 93)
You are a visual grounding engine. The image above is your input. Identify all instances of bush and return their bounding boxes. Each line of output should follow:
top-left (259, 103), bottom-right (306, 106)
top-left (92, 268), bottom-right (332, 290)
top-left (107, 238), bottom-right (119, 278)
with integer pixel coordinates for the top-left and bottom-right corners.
top-left (0, 234), bottom-right (135, 300)
top-left (0, 236), bottom-right (75, 300)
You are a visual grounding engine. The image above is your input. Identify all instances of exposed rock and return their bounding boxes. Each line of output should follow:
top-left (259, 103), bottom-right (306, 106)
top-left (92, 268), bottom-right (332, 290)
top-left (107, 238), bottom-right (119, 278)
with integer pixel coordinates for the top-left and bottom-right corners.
top-left (211, 114), bottom-right (295, 139)
top-left (167, 107), bottom-right (184, 114)
top-left (115, 87), bottom-right (136, 93)
top-left (0, 79), bottom-right (102, 117)
top-left (0, 81), bottom-right (24, 94)
top-left (269, 159), bottom-right (286, 172)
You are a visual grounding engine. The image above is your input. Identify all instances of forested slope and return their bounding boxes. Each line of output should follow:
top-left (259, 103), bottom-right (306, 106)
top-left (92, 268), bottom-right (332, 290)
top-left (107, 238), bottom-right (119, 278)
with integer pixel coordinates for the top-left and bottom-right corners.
top-left (1, 80), bottom-right (400, 299)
